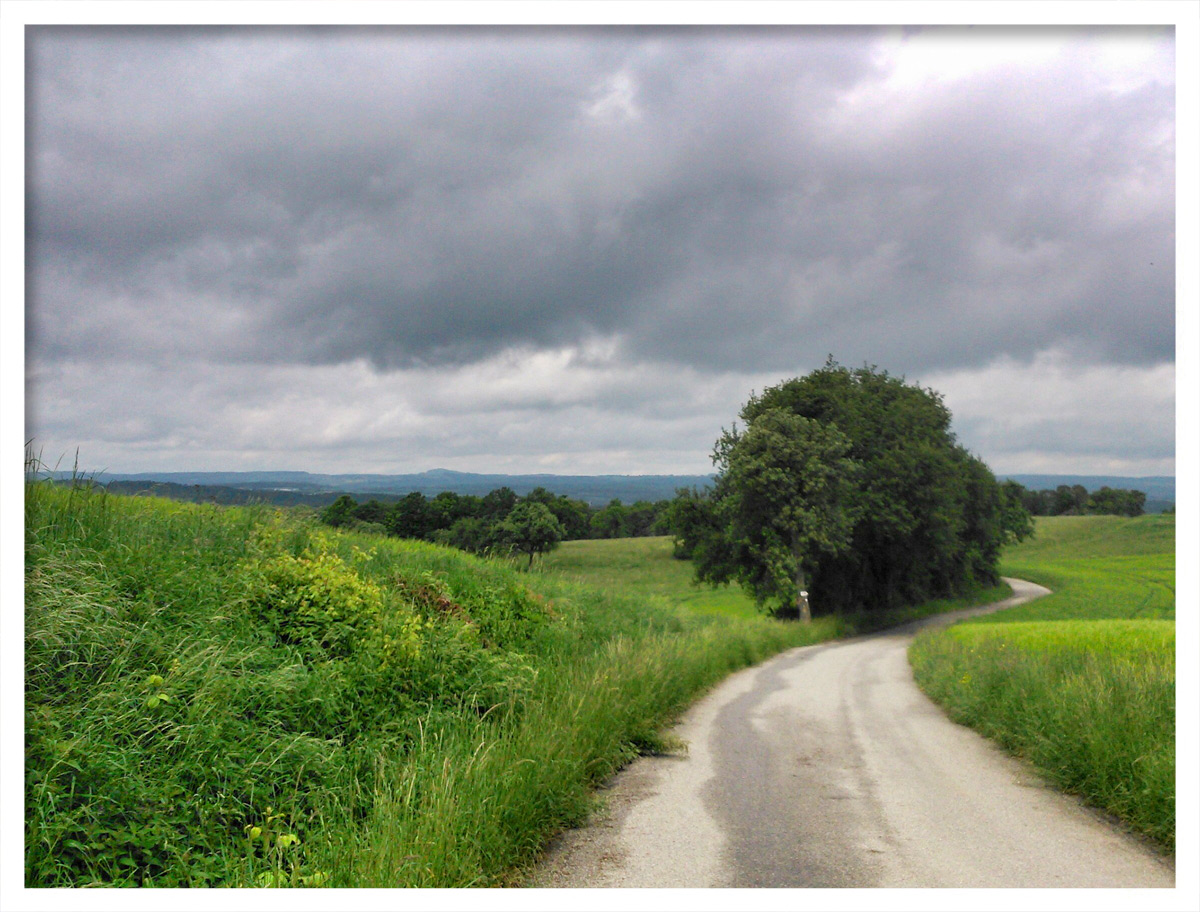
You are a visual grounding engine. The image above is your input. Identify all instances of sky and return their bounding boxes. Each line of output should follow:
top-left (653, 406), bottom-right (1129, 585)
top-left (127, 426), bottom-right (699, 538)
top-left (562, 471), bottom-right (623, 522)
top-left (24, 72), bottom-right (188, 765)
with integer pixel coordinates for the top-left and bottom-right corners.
top-left (16, 16), bottom-right (1184, 478)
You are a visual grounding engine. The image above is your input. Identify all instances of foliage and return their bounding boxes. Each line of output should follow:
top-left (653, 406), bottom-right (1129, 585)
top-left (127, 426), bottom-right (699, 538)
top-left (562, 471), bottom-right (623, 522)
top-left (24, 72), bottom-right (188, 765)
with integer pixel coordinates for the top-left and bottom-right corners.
top-left (1010, 482), bottom-right (1148, 517)
top-left (676, 360), bottom-right (1032, 616)
top-left (705, 409), bottom-right (859, 619)
top-left (245, 543), bottom-right (390, 659)
top-left (316, 486), bottom-right (673, 552)
top-left (494, 501), bottom-right (565, 569)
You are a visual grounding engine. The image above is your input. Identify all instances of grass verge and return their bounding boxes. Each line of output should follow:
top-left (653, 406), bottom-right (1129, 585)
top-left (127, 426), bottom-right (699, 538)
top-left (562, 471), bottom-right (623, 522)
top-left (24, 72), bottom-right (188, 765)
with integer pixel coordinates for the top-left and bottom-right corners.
top-left (909, 515), bottom-right (1175, 853)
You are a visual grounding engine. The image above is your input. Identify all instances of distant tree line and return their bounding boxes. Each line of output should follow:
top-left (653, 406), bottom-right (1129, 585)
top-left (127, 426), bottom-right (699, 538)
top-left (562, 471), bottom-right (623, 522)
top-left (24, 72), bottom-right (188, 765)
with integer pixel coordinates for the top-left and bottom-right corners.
top-left (320, 485), bottom-right (673, 559)
top-left (1011, 483), bottom-right (1146, 517)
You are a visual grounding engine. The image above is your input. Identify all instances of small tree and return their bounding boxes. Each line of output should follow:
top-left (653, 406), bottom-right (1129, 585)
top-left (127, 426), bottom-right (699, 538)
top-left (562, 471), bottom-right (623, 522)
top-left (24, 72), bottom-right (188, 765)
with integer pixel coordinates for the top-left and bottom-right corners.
top-left (589, 500), bottom-right (627, 539)
top-left (496, 501), bottom-right (565, 569)
top-left (712, 408), bottom-right (860, 621)
top-left (320, 494), bottom-right (358, 528)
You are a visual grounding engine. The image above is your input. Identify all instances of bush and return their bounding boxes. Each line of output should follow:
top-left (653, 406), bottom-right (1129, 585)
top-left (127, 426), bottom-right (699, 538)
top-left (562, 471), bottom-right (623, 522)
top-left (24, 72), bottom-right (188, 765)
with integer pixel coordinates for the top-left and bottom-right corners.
top-left (246, 548), bottom-right (388, 658)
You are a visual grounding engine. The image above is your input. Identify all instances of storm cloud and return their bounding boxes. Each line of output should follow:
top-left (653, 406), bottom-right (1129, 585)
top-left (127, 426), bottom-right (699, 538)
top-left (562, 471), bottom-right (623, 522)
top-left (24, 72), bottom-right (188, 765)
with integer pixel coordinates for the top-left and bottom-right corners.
top-left (22, 23), bottom-right (1177, 476)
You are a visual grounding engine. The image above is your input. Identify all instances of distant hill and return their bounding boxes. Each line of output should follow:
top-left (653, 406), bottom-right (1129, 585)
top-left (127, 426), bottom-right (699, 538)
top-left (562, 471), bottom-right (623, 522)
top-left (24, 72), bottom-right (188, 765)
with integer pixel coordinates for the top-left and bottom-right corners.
top-left (54, 468), bottom-right (717, 508)
top-left (50, 469), bottom-right (1175, 512)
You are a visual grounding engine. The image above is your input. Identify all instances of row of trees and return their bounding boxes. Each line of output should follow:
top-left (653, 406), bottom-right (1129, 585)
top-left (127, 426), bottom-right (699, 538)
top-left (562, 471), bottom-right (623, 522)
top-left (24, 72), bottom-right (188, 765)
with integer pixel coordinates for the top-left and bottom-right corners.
top-left (667, 361), bottom-right (1034, 621)
top-left (1014, 483), bottom-right (1146, 517)
top-left (320, 486), bottom-right (672, 562)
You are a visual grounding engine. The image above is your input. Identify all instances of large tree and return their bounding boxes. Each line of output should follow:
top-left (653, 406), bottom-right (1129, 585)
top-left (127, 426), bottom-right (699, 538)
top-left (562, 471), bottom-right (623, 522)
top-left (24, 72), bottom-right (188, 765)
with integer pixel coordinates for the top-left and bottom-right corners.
top-left (388, 492), bottom-right (433, 540)
top-left (684, 360), bottom-right (1031, 617)
top-left (708, 408), bottom-right (860, 620)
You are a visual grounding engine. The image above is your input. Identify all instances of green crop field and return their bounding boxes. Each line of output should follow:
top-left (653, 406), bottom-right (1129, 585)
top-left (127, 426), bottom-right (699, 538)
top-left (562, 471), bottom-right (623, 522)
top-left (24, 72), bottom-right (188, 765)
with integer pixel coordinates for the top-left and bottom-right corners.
top-left (910, 514), bottom-right (1176, 852)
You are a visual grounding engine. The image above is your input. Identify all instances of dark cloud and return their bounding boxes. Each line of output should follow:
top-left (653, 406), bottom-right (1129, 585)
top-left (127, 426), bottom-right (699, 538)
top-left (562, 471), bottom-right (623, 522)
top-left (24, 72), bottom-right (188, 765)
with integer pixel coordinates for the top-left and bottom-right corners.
top-left (21, 24), bottom-right (1178, 477)
top-left (28, 25), bottom-right (1173, 379)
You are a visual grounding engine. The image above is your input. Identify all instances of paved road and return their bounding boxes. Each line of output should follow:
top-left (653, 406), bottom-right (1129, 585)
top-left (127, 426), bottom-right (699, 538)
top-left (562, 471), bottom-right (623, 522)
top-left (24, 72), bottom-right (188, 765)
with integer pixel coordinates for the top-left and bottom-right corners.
top-left (530, 579), bottom-right (1175, 888)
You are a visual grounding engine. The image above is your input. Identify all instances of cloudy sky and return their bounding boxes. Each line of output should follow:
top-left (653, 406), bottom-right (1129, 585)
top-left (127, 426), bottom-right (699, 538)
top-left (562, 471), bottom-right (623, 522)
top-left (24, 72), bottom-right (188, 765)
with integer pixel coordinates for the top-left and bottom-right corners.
top-left (20, 19), bottom-right (1181, 477)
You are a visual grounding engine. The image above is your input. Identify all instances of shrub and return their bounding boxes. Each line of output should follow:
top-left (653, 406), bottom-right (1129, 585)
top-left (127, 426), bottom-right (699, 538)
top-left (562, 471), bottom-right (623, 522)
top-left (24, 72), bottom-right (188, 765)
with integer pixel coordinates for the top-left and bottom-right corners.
top-left (245, 548), bottom-right (387, 659)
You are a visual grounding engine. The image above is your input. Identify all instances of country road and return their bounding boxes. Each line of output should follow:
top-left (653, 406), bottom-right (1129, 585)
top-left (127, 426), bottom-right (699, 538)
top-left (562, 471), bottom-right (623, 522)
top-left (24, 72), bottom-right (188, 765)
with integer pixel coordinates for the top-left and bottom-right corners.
top-left (529, 578), bottom-right (1175, 889)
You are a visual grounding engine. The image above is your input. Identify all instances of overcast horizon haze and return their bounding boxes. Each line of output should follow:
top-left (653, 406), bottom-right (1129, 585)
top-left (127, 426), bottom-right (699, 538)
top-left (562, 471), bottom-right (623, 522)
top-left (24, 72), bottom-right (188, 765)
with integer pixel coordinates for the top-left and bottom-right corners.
top-left (19, 22), bottom-right (1181, 480)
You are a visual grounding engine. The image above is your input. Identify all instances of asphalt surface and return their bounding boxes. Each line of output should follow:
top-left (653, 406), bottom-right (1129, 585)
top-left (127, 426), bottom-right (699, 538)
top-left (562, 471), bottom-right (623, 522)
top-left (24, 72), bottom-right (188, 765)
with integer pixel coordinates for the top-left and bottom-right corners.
top-left (529, 579), bottom-right (1175, 888)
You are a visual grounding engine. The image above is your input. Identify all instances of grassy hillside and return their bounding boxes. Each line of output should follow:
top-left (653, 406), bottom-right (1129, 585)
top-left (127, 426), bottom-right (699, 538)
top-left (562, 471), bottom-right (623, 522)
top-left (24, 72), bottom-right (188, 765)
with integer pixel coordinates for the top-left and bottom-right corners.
top-left (985, 513), bottom-right (1174, 622)
top-left (25, 479), bottom-right (834, 888)
top-left (910, 514), bottom-right (1176, 852)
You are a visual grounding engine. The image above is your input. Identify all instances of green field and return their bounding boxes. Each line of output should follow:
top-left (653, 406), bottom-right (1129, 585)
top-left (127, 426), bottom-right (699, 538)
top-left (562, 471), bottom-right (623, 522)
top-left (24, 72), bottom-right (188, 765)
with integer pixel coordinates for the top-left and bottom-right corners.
top-left (543, 536), bottom-right (770, 619)
top-left (910, 514), bottom-right (1176, 852)
top-left (544, 535), bottom-right (1011, 634)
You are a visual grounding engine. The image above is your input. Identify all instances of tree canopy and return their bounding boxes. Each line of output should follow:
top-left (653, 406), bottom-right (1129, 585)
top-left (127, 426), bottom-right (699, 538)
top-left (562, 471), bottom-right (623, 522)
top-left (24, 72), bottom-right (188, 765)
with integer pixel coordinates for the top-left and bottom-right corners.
top-left (318, 486), bottom-right (673, 554)
top-left (706, 409), bottom-right (859, 620)
top-left (495, 501), bottom-right (566, 569)
top-left (1013, 483), bottom-right (1146, 517)
top-left (674, 360), bottom-right (1033, 618)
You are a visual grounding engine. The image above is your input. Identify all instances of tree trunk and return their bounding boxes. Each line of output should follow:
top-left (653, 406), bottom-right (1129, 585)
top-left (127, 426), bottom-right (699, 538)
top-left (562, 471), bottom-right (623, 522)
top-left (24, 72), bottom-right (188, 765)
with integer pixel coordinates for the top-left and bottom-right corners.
top-left (796, 566), bottom-right (811, 623)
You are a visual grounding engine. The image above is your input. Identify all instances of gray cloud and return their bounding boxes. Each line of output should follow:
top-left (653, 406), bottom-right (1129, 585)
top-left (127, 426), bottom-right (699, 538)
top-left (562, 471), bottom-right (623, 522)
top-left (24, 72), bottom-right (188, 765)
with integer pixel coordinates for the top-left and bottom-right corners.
top-left (924, 354), bottom-right (1175, 474)
top-left (28, 26), bottom-right (1173, 378)
top-left (23, 24), bottom-right (1177, 477)
top-left (26, 346), bottom-right (1174, 477)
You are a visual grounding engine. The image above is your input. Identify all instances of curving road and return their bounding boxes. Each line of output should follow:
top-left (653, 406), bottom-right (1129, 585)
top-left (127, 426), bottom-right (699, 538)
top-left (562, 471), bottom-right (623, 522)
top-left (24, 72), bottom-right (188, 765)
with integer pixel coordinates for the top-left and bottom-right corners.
top-left (530, 579), bottom-right (1174, 888)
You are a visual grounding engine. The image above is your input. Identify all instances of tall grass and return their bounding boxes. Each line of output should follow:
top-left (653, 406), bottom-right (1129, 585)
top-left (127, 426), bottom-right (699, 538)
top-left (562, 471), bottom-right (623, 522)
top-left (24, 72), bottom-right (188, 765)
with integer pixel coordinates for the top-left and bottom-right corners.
top-left (25, 475), bottom-right (830, 887)
top-left (910, 515), bottom-right (1175, 852)
top-left (320, 611), bottom-right (824, 886)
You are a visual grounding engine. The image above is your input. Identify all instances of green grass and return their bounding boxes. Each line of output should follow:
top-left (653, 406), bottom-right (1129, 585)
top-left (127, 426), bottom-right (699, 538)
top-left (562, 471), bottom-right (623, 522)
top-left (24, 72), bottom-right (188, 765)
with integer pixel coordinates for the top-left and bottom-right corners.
top-left (983, 514), bottom-right (1175, 623)
top-left (25, 481), bottom-right (833, 888)
top-left (543, 535), bottom-right (1012, 632)
top-left (542, 536), bottom-right (767, 619)
top-left (910, 514), bottom-right (1176, 852)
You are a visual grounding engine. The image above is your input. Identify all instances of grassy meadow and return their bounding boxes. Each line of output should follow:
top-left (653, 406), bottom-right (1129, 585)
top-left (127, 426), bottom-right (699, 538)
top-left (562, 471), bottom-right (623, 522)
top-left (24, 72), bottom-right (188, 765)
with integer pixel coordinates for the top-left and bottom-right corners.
top-left (543, 536), bottom-right (782, 619)
top-left (909, 514), bottom-right (1176, 852)
top-left (543, 535), bottom-right (1011, 634)
top-left (26, 480), bottom-right (843, 888)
